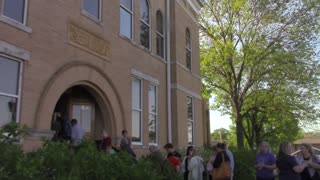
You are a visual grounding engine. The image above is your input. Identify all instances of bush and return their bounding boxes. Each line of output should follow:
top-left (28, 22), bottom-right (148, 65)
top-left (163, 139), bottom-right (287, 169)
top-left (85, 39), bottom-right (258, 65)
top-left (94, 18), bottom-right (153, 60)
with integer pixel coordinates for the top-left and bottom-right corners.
top-left (0, 139), bottom-right (183, 180)
top-left (230, 147), bottom-right (257, 180)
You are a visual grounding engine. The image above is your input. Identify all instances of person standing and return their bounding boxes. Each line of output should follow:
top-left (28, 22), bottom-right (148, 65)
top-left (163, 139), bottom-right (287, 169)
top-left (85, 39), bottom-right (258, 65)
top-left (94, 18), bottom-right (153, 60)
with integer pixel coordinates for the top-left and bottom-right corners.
top-left (164, 143), bottom-right (181, 172)
top-left (255, 142), bottom-right (277, 180)
top-left (225, 143), bottom-right (235, 180)
top-left (212, 143), bottom-right (231, 180)
top-left (71, 119), bottom-right (84, 146)
top-left (276, 142), bottom-right (308, 180)
top-left (296, 143), bottom-right (320, 180)
top-left (120, 130), bottom-right (136, 158)
top-left (182, 146), bottom-right (204, 180)
top-left (207, 145), bottom-right (217, 180)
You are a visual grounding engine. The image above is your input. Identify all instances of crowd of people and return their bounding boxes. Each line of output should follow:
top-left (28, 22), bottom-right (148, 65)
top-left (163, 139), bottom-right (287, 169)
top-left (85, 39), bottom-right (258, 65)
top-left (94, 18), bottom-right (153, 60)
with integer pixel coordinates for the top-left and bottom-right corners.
top-left (256, 142), bottom-right (320, 180)
top-left (52, 118), bottom-right (320, 180)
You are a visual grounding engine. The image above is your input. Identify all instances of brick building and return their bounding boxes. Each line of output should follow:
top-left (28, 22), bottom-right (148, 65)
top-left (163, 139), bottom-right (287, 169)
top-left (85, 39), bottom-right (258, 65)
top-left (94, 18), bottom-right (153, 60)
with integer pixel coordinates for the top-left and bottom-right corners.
top-left (0, 0), bottom-right (207, 154)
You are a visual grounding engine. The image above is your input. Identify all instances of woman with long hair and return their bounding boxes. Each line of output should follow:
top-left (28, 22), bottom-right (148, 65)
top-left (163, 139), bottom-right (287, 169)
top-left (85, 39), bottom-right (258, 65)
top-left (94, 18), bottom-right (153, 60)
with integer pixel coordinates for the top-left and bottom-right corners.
top-left (277, 142), bottom-right (308, 180)
top-left (255, 142), bottom-right (277, 180)
top-left (296, 143), bottom-right (320, 180)
top-left (181, 146), bottom-right (204, 180)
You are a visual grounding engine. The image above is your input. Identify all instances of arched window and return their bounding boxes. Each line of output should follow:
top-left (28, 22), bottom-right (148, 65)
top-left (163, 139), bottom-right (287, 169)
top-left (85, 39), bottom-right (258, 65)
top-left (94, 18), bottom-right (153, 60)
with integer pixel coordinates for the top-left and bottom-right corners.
top-left (140, 0), bottom-right (150, 49)
top-left (120, 0), bottom-right (133, 39)
top-left (156, 10), bottom-right (165, 58)
top-left (186, 28), bottom-right (192, 70)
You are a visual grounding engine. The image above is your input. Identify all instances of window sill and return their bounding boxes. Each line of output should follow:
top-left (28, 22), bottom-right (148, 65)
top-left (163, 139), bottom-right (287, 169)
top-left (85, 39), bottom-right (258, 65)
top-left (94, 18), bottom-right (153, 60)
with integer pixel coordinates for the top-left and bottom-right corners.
top-left (119, 35), bottom-right (167, 64)
top-left (81, 10), bottom-right (104, 26)
top-left (0, 15), bottom-right (32, 33)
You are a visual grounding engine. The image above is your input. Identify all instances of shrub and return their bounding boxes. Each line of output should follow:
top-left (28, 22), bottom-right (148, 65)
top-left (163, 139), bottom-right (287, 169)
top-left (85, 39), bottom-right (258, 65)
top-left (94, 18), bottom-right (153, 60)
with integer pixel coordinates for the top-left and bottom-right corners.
top-left (230, 147), bottom-right (257, 180)
top-left (0, 139), bottom-right (183, 180)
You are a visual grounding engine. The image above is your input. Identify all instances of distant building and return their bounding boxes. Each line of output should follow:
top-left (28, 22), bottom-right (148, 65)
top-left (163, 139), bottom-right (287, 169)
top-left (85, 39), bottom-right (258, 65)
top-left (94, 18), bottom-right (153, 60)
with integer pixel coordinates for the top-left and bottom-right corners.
top-left (0, 0), bottom-right (208, 154)
top-left (294, 135), bottom-right (320, 153)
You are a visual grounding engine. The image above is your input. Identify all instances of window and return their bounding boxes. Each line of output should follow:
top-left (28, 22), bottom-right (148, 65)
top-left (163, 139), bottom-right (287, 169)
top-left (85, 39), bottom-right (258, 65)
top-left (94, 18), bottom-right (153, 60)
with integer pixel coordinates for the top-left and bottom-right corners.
top-left (186, 28), bottom-right (192, 70)
top-left (2, 0), bottom-right (27, 24)
top-left (132, 77), bottom-right (142, 143)
top-left (120, 0), bottom-right (133, 39)
top-left (140, 0), bottom-right (150, 49)
top-left (82, 0), bottom-right (101, 20)
top-left (187, 96), bottom-right (194, 145)
top-left (0, 56), bottom-right (22, 127)
top-left (148, 84), bottom-right (157, 144)
top-left (156, 10), bottom-right (165, 58)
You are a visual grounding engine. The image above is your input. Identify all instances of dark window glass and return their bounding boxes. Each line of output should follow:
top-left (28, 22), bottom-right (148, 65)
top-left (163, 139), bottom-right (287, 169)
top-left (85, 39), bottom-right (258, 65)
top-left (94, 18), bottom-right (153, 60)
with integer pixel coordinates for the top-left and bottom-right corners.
top-left (188, 121), bottom-right (194, 145)
top-left (120, 8), bottom-right (132, 39)
top-left (83, 0), bottom-right (100, 19)
top-left (156, 35), bottom-right (164, 58)
top-left (156, 11), bottom-right (164, 58)
top-left (186, 50), bottom-right (192, 70)
top-left (148, 114), bottom-right (156, 144)
top-left (0, 56), bottom-right (20, 95)
top-left (132, 110), bottom-right (141, 142)
top-left (156, 11), bottom-right (163, 34)
top-left (3, 0), bottom-right (25, 23)
top-left (121, 0), bottom-right (132, 11)
top-left (0, 96), bottom-right (17, 127)
top-left (186, 29), bottom-right (191, 49)
top-left (140, 23), bottom-right (150, 49)
top-left (140, 0), bottom-right (149, 23)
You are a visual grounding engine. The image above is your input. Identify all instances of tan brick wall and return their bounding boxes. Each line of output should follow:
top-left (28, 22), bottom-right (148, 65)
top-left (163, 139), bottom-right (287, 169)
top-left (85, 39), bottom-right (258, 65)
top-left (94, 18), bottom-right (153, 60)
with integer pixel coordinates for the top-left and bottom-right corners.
top-left (0, 0), bottom-right (203, 151)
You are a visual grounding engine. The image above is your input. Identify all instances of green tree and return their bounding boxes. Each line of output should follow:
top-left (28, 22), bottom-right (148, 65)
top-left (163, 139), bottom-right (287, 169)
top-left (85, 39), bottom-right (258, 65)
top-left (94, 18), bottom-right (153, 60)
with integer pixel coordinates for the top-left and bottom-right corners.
top-left (211, 128), bottom-right (230, 142)
top-left (200, 0), bottom-right (320, 147)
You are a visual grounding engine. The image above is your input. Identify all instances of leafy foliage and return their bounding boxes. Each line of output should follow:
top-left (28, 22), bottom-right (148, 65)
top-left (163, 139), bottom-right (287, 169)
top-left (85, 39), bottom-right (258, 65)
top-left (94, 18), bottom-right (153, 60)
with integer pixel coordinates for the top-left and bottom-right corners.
top-left (210, 128), bottom-right (230, 142)
top-left (200, 0), bottom-right (320, 147)
top-left (0, 139), bottom-right (182, 180)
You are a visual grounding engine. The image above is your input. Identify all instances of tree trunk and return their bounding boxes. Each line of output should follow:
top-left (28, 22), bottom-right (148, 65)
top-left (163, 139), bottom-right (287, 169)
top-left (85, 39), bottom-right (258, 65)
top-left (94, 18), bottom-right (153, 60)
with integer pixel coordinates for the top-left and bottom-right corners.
top-left (235, 112), bottom-right (244, 148)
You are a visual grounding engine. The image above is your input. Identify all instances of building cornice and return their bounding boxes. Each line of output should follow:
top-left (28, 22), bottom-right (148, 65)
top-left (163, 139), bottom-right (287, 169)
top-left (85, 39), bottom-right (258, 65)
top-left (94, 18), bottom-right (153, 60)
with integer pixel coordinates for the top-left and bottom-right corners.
top-left (187, 0), bottom-right (203, 14)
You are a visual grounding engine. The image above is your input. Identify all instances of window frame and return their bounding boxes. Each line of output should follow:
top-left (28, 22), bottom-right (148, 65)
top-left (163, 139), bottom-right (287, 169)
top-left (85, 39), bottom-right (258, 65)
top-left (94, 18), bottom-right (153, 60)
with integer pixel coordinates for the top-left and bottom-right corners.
top-left (148, 83), bottom-right (158, 145)
top-left (131, 76), bottom-right (143, 145)
top-left (1, 0), bottom-right (28, 25)
top-left (186, 28), bottom-right (192, 71)
top-left (120, 0), bottom-right (133, 40)
top-left (0, 54), bottom-right (23, 125)
top-left (139, 0), bottom-right (151, 50)
top-left (187, 96), bottom-right (194, 145)
top-left (156, 10), bottom-right (165, 59)
top-left (82, 0), bottom-right (102, 21)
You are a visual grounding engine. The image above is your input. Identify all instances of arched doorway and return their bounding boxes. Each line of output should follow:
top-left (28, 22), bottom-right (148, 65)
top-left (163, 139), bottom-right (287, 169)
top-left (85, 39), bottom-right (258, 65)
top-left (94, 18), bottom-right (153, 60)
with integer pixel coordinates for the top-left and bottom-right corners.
top-left (51, 85), bottom-right (112, 140)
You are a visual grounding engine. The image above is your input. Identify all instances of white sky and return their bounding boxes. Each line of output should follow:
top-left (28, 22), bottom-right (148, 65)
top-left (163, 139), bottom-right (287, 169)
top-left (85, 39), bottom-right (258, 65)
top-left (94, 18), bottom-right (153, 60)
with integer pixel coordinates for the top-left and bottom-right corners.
top-left (209, 97), bottom-right (232, 133)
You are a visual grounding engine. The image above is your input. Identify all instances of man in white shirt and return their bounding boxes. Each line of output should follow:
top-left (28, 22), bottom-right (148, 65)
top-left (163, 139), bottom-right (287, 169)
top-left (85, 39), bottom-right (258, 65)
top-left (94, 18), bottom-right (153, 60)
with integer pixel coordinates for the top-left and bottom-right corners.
top-left (71, 119), bottom-right (84, 145)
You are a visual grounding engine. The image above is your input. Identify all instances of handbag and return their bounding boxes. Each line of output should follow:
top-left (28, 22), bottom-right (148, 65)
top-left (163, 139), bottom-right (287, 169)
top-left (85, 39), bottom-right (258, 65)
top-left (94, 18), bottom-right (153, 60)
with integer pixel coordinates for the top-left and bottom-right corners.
top-left (212, 154), bottom-right (231, 180)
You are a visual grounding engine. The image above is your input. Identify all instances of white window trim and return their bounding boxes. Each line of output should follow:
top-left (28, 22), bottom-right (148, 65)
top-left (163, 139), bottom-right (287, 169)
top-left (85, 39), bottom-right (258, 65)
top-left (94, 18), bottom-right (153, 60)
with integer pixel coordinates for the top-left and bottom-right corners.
top-left (0, 54), bottom-right (23, 124)
top-left (140, 0), bottom-right (151, 50)
top-left (120, 0), bottom-right (134, 40)
top-left (187, 96), bottom-right (194, 145)
top-left (81, 0), bottom-right (102, 22)
top-left (132, 76), bottom-right (143, 145)
top-left (0, 0), bottom-right (31, 33)
top-left (186, 29), bottom-right (192, 71)
top-left (148, 84), bottom-right (158, 145)
top-left (156, 10), bottom-right (165, 59)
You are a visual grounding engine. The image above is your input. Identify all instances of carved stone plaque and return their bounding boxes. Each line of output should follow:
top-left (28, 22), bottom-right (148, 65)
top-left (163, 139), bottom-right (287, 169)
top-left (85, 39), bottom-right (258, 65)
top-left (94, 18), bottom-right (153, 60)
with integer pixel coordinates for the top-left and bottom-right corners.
top-left (68, 22), bottom-right (110, 59)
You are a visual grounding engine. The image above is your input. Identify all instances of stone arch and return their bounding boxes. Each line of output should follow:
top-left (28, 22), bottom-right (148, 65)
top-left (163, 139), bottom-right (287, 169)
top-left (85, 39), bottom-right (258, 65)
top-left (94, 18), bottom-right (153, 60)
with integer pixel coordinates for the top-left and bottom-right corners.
top-left (35, 61), bottom-right (126, 136)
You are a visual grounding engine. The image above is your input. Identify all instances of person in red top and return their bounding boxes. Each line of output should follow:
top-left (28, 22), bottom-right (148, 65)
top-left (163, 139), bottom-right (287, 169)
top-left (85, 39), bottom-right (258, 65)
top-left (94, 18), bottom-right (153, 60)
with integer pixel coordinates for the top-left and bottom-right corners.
top-left (100, 130), bottom-right (112, 153)
top-left (164, 143), bottom-right (181, 172)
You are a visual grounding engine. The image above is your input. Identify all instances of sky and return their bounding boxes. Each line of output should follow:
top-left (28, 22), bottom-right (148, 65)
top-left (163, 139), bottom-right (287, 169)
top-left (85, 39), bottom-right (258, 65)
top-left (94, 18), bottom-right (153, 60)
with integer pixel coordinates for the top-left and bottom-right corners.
top-left (209, 97), bottom-right (232, 133)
